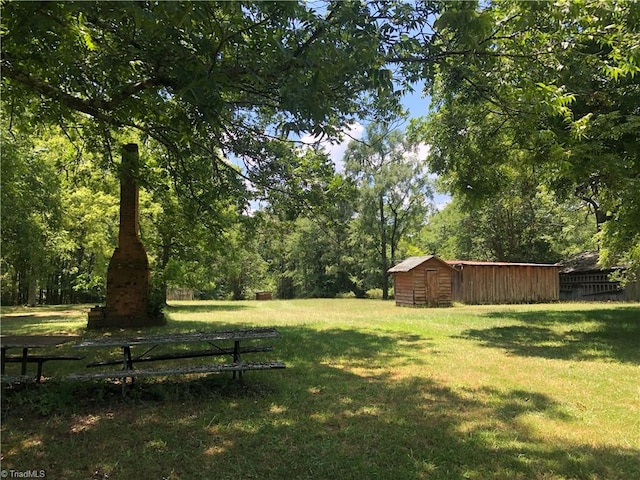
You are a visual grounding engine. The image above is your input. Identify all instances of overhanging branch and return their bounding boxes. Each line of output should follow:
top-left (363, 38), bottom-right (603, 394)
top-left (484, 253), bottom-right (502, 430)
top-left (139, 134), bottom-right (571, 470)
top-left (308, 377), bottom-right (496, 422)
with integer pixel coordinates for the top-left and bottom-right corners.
top-left (2, 61), bottom-right (118, 125)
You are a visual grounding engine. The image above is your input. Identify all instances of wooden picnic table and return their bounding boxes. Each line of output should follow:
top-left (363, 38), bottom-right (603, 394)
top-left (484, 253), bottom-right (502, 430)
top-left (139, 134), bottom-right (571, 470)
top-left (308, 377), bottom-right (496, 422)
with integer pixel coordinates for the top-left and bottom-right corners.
top-left (1, 335), bottom-right (83, 383)
top-left (68, 327), bottom-right (285, 387)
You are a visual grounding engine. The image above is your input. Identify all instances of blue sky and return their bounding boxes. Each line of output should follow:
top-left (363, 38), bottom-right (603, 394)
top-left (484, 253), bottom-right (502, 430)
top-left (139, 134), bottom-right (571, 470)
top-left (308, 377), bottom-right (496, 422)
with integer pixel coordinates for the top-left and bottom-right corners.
top-left (301, 82), bottom-right (451, 209)
top-left (400, 81), bottom-right (432, 125)
top-left (242, 81), bottom-right (449, 211)
top-left (302, 83), bottom-right (431, 167)
top-left (399, 84), bottom-right (451, 209)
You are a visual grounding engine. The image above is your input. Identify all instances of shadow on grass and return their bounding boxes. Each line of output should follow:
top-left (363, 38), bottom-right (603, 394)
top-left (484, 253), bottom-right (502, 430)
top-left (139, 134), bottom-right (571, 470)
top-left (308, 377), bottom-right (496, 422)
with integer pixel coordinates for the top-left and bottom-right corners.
top-left (2, 325), bottom-right (638, 479)
top-left (277, 326), bottom-right (436, 367)
top-left (459, 307), bottom-right (640, 364)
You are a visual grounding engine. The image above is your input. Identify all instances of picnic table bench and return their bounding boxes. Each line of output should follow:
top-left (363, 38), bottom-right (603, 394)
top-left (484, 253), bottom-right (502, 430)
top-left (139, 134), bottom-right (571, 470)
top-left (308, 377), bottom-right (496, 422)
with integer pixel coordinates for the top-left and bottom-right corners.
top-left (1, 335), bottom-right (84, 383)
top-left (67, 327), bottom-right (285, 391)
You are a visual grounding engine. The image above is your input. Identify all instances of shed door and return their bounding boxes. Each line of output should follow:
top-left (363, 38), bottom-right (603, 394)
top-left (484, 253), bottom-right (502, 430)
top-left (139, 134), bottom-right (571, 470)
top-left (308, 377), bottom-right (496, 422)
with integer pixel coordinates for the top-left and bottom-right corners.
top-left (425, 269), bottom-right (439, 307)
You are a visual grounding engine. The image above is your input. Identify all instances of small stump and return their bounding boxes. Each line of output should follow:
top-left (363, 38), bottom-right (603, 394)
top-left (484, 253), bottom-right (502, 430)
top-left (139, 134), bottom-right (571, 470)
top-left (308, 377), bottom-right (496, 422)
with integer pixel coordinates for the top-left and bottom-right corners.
top-left (255, 292), bottom-right (272, 301)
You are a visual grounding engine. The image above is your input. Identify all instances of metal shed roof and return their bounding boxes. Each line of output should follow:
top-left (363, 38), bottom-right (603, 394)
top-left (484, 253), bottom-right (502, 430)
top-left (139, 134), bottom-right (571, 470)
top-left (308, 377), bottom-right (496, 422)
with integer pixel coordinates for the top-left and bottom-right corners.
top-left (388, 255), bottom-right (455, 273)
top-left (389, 256), bottom-right (561, 273)
top-left (446, 260), bottom-right (559, 268)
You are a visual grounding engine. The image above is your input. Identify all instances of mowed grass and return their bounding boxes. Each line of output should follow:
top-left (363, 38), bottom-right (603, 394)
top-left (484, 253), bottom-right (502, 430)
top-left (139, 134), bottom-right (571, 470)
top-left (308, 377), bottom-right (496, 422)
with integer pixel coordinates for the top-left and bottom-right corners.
top-left (1, 299), bottom-right (639, 479)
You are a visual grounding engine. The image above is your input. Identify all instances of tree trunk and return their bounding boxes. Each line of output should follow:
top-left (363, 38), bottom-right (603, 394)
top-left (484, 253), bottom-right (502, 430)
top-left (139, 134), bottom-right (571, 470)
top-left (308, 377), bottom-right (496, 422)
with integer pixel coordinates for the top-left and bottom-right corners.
top-left (27, 275), bottom-right (37, 307)
top-left (159, 235), bottom-right (172, 306)
top-left (379, 193), bottom-right (389, 300)
top-left (231, 277), bottom-right (244, 300)
top-left (11, 272), bottom-right (19, 305)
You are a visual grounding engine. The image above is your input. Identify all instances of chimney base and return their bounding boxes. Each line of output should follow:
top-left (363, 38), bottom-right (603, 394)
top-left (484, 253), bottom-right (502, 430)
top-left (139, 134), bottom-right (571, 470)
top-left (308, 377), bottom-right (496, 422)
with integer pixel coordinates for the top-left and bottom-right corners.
top-left (87, 306), bottom-right (165, 329)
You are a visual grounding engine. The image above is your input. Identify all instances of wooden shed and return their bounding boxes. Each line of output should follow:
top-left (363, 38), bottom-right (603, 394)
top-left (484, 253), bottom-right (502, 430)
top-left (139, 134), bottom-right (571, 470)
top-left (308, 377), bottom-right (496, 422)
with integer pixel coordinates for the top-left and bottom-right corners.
top-left (388, 256), bottom-right (455, 307)
top-left (559, 251), bottom-right (640, 301)
top-left (447, 260), bottom-right (560, 304)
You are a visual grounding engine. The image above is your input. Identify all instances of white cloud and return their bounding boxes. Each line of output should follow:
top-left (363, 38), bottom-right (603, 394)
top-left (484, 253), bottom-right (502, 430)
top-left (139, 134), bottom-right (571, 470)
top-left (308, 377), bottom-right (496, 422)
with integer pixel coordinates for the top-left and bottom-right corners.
top-left (299, 126), bottom-right (452, 210)
top-left (300, 122), bottom-right (364, 172)
top-left (414, 142), bottom-right (431, 161)
top-left (402, 142), bottom-right (431, 166)
top-left (406, 142), bottom-right (451, 210)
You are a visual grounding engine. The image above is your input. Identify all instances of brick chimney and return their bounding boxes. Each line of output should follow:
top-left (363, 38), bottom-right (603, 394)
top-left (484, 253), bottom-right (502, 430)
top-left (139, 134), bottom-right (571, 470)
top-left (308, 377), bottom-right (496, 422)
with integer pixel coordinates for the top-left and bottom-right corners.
top-left (88, 144), bottom-right (164, 328)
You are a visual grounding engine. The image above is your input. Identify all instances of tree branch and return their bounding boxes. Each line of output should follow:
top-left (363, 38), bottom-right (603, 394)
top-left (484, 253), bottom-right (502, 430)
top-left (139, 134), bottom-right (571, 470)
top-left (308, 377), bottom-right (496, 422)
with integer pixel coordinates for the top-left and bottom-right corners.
top-left (2, 61), bottom-right (118, 125)
top-left (386, 48), bottom-right (555, 64)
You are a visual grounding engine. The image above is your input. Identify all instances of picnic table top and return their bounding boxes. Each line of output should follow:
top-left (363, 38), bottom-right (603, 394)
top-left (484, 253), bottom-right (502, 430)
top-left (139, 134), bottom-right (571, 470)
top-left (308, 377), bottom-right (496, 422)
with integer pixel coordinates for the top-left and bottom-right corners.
top-left (1, 335), bottom-right (80, 349)
top-left (73, 327), bottom-right (281, 348)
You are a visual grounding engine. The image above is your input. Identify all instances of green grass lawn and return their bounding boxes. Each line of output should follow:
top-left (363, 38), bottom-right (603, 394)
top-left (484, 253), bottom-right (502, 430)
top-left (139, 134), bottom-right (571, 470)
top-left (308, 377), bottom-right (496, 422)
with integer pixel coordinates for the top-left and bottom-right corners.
top-left (1, 300), bottom-right (639, 479)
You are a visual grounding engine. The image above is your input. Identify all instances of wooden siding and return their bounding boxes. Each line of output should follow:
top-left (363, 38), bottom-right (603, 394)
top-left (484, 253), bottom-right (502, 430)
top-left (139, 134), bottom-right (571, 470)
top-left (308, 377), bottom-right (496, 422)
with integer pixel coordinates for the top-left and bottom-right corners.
top-left (167, 287), bottom-right (194, 301)
top-left (393, 272), bottom-right (415, 306)
top-left (624, 281), bottom-right (640, 301)
top-left (392, 257), bottom-right (453, 307)
top-left (560, 271), bottom-right (640, 301)
top-left (413, 269), bottom-right (426, 304)
top-left (450, 263), bottom-right (559, 304)
top-left (558, 251), bottom-right (640, 302)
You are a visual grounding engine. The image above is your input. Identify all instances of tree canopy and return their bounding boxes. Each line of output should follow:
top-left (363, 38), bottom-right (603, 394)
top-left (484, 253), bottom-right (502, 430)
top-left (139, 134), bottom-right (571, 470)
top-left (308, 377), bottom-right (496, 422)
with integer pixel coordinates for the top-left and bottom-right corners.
top-left (2, 1), bottom-right (406, 203)
top-left (344, 122), bottom-right (432, 299)
top-left (2, 0), bottom-right (639, 303)
top-left (409, 0), bottom-right (640, 274)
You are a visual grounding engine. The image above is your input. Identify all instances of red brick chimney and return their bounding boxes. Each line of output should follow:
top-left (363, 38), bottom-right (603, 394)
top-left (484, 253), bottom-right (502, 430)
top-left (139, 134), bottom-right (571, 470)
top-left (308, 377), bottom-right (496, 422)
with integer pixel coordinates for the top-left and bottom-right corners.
top-left (88, 144), bottom-right (164, 328)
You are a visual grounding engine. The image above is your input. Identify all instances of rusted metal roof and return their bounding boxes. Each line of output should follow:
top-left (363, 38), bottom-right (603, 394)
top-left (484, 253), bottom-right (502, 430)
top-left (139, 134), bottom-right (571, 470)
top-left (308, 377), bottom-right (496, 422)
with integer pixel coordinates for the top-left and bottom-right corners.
top-left (390, 256), bottom-right (561, 273)
top-left (446, 260), bottom-right (559, 268)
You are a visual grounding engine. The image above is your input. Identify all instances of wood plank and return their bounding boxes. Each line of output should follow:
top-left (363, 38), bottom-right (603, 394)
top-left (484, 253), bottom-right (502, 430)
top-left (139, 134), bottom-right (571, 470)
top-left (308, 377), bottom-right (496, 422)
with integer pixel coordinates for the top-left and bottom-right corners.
top-left (67, 362), bottom-right (286, 381)
top-left (85, 346), bottom-right (273, 367)
top-left (74, 327), bottom-right (281, 349)
top-left (3, 355), bottom-right (84, 362)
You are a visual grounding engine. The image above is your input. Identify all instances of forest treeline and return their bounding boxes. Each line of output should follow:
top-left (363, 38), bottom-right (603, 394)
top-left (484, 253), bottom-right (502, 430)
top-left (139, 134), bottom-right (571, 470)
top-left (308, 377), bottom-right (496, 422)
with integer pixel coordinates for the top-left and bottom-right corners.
top-left (1, 121), bottom-right (597, 305)
top-left (1, 1), bottom-right (637, 305)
